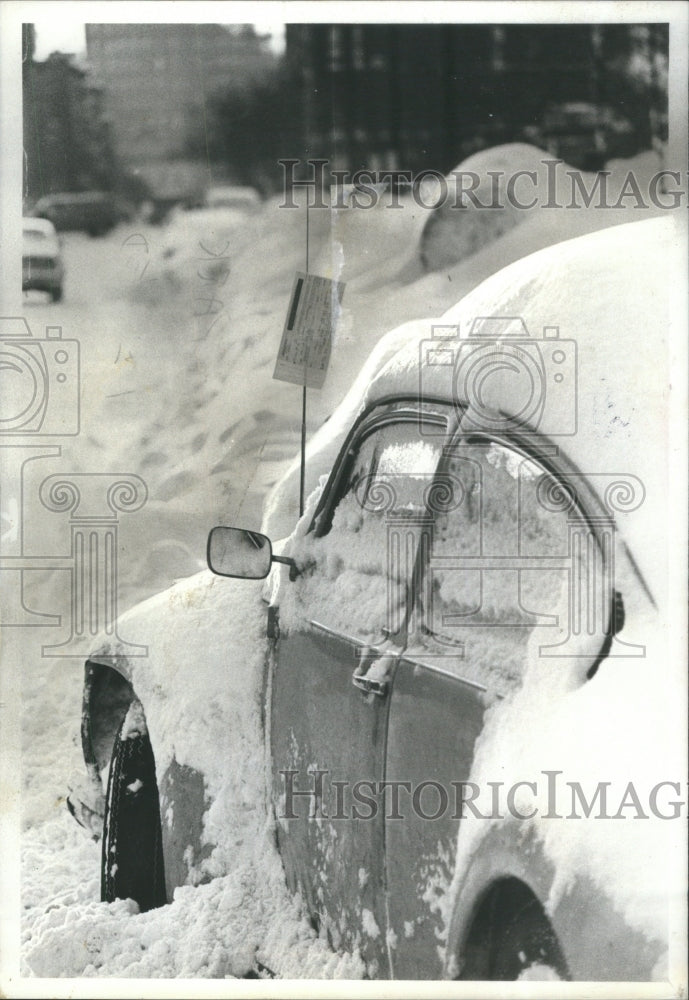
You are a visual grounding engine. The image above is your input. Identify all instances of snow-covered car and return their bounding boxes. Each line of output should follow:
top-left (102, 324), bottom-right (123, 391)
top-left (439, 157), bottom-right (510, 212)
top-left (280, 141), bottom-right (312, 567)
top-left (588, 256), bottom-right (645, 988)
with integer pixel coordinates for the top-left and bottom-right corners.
top-left (31, 191), bottom-right (122, 237)
top-left (67, 215), bottom-right (684, 980)
top-left (22, 217), bottom-right (64, 301)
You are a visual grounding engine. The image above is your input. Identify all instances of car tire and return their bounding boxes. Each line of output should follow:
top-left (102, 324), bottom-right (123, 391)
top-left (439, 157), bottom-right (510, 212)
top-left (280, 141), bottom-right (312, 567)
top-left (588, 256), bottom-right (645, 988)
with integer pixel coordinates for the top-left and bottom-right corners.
top-left (101, 699), bottom-right (166, 912)
top-left (50, 286), bottom-right (63, 302)
top-left (487, 903), bottom-right (566, 980)
top-left (457, 880), bottom-right (568, 980)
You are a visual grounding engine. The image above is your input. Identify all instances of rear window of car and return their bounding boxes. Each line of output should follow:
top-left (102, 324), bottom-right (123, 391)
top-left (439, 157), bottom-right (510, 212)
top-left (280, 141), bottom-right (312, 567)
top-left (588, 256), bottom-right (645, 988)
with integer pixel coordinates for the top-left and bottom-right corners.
top-left (408, 437), bottom-right (605, 693)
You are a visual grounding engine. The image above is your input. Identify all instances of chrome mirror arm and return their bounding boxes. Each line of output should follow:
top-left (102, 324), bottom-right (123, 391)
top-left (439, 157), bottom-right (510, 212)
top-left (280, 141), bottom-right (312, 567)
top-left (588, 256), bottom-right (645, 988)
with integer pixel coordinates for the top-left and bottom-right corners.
top-left (271, 554), bottom-right (300, 581)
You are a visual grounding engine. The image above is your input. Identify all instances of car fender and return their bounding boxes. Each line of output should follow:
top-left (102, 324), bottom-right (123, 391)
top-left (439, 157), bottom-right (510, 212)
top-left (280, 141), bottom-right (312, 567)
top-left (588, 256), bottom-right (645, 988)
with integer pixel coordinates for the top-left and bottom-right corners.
top-left (444, 821), bottom-right (666, 981)
top-left (80, 569), bottom-right (272, 899)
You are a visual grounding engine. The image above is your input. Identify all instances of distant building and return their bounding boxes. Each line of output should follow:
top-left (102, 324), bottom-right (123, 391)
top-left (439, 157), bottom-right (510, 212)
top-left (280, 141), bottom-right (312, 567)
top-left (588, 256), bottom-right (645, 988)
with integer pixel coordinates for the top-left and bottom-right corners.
top-left (284, 24), bottom-right (665, 174)
top-left (23, 26), bottom-right (115, 204)
top-left (84, 24), bottom-right (276, 201)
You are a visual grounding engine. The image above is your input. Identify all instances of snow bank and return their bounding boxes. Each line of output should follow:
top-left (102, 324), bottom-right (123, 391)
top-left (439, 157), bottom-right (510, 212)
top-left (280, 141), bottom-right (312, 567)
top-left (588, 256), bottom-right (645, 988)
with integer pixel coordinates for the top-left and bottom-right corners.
top-left (93, 162), bottom-right (672, 557)
top-left (419, 144), bottom-right (666, 272)
top-left (420, 144), bottom-right (556, 269)
top-left (102, 195), bottom-right (444, 561)
top-left (24, 822), bottom-right (363, 979)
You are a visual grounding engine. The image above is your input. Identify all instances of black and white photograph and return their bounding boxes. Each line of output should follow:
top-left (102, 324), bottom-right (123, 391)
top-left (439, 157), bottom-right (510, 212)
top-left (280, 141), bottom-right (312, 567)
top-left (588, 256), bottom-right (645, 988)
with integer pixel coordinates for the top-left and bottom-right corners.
top-left (0, 1), bottom-right (687, 994)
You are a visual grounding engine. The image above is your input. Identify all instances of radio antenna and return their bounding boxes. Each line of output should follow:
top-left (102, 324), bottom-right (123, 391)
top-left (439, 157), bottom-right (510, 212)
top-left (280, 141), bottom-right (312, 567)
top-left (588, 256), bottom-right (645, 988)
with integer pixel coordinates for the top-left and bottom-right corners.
top-left (299, 201), bottom-right (309, 517)
top-left (273, 190), bottom-right (343, 521)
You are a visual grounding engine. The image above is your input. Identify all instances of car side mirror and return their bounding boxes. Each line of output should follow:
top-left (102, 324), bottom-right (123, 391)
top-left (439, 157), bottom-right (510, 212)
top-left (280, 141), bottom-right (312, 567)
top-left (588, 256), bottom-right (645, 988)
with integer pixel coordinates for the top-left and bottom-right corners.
top-left (207, 526), bottom-right (299, 580)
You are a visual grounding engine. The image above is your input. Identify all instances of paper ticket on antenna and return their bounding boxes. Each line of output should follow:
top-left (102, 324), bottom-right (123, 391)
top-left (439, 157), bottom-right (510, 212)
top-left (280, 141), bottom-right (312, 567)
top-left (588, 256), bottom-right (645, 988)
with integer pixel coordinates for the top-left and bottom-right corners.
top-left (273, 272), bottom-right (345, 389)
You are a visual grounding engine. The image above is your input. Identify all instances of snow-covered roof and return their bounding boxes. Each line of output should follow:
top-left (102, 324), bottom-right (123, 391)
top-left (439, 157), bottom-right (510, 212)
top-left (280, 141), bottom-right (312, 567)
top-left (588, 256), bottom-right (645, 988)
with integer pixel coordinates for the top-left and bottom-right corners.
top-left (22, 215), bottom-right (57, 234)
top-left (367, 216), bottom-right (673, 474)
top-left (265, 214), bottom-right (683, 606)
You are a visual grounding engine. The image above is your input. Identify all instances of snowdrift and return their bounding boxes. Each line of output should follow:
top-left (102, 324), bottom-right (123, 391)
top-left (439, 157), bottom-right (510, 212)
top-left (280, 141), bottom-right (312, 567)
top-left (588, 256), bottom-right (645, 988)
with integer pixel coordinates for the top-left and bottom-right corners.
top-left (419, 144), bottom-right (667, 272)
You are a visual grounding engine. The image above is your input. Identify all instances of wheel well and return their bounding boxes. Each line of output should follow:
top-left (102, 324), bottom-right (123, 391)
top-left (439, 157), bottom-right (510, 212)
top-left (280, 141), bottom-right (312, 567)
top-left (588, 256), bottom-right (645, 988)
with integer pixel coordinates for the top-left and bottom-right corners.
top-left (83, 661), bottom-right (135, 773)
top-left (457, 877), bottom-right (569, 981)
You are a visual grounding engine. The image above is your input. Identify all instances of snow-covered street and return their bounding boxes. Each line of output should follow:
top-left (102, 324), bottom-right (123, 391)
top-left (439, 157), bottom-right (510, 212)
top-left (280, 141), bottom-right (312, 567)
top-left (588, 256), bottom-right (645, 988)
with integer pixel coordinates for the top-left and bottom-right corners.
top-left (15, 208), bottom-right (366, 977)
top-left (14, 193), bottom-right (448, 978)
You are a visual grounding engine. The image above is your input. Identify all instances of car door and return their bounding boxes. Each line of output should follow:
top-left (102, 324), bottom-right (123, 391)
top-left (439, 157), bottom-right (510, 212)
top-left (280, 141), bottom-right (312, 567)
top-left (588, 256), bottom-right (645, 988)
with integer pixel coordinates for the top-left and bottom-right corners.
top-left (270, 403), bottom-right (449, 975)
top-left (384, 431), bottom-right (607, 978)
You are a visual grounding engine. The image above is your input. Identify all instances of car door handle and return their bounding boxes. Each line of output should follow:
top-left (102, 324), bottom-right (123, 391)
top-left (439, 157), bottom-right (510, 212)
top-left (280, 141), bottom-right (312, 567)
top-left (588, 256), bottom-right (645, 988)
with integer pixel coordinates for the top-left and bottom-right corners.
top-left (352, 672), bottom-right (388, 697)
top-left (352, 650), bottom-right (396, 698)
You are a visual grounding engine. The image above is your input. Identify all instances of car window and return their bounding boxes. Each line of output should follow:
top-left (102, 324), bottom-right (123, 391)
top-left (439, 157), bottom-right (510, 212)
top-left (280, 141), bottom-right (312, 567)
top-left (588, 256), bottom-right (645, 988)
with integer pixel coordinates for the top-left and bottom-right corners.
top-left (292, 418), bottom-right (445, 642)
top-left (409, 438), bottom-right (604, 693)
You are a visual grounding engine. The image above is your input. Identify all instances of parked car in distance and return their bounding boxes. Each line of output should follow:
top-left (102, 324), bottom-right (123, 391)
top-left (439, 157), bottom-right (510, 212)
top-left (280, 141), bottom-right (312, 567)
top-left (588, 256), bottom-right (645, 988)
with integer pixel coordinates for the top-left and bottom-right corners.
top-left (22, 217), bottom-right (64, 301)
top-left (203, 184), bottom-right (260, 211)
top-left (66, 215), bottom-right (681, 981)
top-left (537, 101), bottom-right (634, 168)
top-left (31, 191), bottom-right (123, 237)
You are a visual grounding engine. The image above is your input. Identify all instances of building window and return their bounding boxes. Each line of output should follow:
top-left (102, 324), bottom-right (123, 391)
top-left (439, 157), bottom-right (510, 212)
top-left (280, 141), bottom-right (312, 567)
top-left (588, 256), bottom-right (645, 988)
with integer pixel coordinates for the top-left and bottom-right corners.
top-left (329, 26), bottom-right (343, 72)
top-left (352, 26), bottom-right (365, 71)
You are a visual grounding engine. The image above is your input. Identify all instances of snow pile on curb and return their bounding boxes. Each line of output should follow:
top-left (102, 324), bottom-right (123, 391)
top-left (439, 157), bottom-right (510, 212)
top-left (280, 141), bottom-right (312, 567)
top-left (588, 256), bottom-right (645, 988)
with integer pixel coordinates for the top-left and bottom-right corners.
top-left (419, 144), bottom-right (666, 272)
top-left (24, 828), bottom-right (363, 979)
top-left (420, 144), bottom-right (556, 269)
top-left (70, 145), bottom-right (667, 554)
